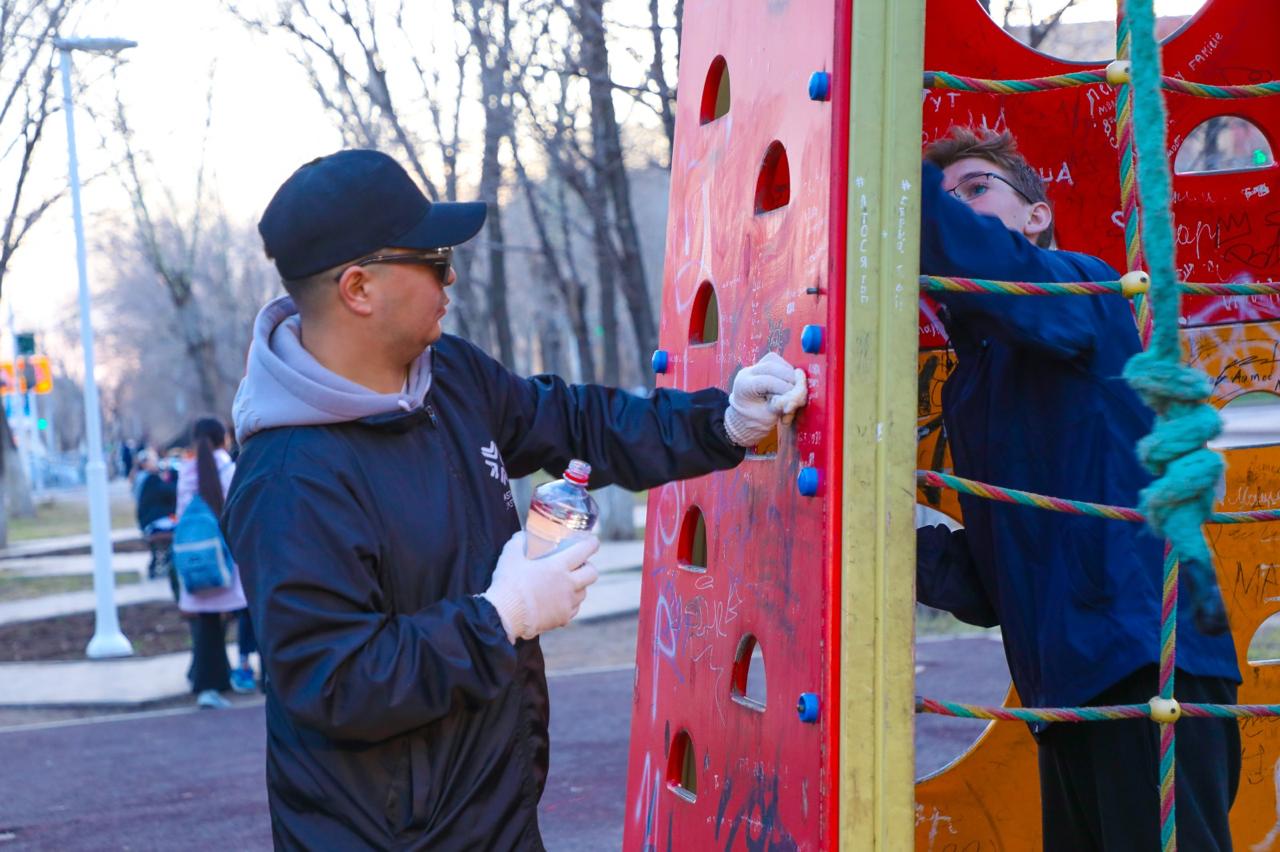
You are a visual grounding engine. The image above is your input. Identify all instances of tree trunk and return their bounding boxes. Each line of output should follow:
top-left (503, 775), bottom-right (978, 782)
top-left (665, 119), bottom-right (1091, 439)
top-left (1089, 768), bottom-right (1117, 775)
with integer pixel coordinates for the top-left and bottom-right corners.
top-left (596, 484), bottom-right (636, 541)
top-left (648, 0), bottom-right (677, 159)
top-left (0, 408), bottom-right (31, 532)
top-left (0, 487), bottom-right (8, 549)
top-left (5, 444), bottom-right (34, 519)
top-left (475, 0), bottom-right (516, 368)
top-left (174, 297), bottom-right (222, 414)
top-left (539, 314), bottom-right (565, 375)
top-left (593, 210), bottom-right (621, 387)
top-left (578, 0), bottom-right (658, 384)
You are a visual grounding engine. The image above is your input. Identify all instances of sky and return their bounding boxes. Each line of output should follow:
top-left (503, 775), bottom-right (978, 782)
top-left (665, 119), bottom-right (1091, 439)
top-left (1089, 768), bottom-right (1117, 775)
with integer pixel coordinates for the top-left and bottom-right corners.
top-left (10, 0), bottom-right (1215, 352)
top-left (10, 0), bottom-right (336, 338)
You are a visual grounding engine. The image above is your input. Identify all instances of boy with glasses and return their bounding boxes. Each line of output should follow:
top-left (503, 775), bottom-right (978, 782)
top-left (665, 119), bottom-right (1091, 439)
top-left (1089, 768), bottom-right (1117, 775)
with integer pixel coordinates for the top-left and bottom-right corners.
top-left (915, 127), bottom-right (1240, 850)
top-left (223, 149), bottom-right (805, 850)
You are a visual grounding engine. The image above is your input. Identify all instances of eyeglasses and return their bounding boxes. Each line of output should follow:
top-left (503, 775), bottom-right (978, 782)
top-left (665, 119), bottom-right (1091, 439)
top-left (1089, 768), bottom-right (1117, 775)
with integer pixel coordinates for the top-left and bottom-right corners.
top-left (347, 248), bottom-right (453, 284)
top-left (945, 172), bottom-right (1034, 205)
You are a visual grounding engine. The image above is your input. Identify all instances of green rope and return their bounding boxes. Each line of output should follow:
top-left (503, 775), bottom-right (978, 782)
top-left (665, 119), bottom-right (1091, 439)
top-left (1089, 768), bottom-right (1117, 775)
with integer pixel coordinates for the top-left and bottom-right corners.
top-left (1121, 0), bottom-right (1227, 637)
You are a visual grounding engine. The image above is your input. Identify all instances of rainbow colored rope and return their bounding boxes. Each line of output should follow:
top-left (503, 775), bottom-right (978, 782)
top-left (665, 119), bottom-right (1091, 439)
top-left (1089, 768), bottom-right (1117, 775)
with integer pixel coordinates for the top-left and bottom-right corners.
top-left (920, 275), bottom-right (1280, 297)
top-left (924, 69), bottom-right (1106, 93)
top-left (917, 470), bottom-right (1280, 525)
top-left (917, 698), bottom-right (1280, 722)
top-left (922, 70), bottom-right (1280, 99)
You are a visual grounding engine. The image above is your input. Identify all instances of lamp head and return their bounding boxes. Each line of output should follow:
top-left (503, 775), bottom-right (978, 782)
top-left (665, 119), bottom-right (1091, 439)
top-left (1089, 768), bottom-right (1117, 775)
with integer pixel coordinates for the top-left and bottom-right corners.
top-left (53, 37), bottom-right (137, 54)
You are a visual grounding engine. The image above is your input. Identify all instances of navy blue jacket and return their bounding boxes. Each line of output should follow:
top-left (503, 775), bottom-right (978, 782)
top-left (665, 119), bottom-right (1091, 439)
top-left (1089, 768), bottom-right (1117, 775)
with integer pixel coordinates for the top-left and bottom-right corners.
top-left (223, 335), bottom-right (743, 850)
top-left (916, 161), bottom-right (1238, 710)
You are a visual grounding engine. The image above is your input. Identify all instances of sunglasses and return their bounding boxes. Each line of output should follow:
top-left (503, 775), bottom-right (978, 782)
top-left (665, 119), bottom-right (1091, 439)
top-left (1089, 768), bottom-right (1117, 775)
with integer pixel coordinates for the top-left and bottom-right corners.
top-left (347, 248), bottom-right (453, 284)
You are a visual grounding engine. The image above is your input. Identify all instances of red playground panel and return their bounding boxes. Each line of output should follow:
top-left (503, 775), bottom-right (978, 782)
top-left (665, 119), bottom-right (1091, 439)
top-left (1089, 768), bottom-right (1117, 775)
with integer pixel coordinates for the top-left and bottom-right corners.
top-left (627, 0), bottom-right (1280, 849)
top-left (921, 0), bottom-right (1280, 349)
top-left (623, 0), bottom-right (851, 848)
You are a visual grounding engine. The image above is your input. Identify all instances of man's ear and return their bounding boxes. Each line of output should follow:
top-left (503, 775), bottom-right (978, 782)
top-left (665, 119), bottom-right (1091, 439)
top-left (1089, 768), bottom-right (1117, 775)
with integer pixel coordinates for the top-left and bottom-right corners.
top-left (1023, 201), bottom-right (1053, 243)
top-left (335, 265), bottom-right (375, 317)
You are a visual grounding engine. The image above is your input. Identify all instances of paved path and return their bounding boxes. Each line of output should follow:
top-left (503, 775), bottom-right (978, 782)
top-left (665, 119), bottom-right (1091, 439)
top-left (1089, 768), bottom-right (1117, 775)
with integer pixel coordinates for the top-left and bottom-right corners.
top-left (0, 540), bottom-right (646, 707)
top-left (0, 667), bottom-right (636, 851)
top-left (0, 637), bottom-right (1012, 850)
top-left (0, 528), bottom-right (141, 561)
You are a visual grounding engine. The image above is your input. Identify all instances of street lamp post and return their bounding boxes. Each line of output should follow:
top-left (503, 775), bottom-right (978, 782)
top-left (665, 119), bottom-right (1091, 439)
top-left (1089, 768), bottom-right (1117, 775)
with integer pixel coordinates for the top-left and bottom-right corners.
top-left (54, 35), bottom-right (137, 659)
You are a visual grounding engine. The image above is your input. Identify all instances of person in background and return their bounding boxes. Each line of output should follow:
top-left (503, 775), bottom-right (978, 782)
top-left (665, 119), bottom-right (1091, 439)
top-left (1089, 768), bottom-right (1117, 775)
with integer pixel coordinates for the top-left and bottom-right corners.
top-left (133, 449), bottom-right (178, 581)
top-left (176, 417), bottom-right (257, 707)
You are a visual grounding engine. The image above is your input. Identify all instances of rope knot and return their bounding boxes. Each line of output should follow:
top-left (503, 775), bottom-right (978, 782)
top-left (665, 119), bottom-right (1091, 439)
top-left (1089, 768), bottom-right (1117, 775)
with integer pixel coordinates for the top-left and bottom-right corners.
top-left (1123, 350), bottom-right (1227, 634)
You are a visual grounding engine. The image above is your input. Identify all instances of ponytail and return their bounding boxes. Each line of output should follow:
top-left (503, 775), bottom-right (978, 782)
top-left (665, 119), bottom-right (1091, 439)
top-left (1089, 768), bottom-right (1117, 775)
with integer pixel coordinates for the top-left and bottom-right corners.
top-left (190, 417), bottom-right (227, 515)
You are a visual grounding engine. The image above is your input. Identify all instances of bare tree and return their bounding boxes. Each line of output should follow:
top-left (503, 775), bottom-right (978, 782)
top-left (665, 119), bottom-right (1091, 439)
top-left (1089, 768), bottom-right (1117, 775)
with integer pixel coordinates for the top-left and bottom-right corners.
top-left (456, 0), bottom-right (516, 367)
top-left (995, 0), bottom-right (1083, 50)
top-left (646, 0), bottom-right (676, 156)
top-left (89, 208), bottom-right (279, 445)
top-left (512, 0), bottom-right (660, 385)
top-left (110, 69), bottom-right (228, 415)
top-left (572, 0), bottom-right (658, 383)
top-left (0, 0), bottom-right (85, 535)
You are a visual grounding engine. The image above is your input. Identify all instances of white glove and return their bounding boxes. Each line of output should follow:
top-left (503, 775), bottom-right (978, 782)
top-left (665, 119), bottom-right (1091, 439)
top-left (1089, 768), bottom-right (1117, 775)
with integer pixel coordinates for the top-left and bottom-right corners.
top-left (482, 532), bottom-right (601, 643)
top-left (724, 352), bottom-right (808, 447)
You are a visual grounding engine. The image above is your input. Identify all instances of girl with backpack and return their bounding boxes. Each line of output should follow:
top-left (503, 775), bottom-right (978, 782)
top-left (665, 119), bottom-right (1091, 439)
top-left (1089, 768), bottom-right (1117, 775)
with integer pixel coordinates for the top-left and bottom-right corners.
top-left (176, 417), bottom-right (254, 709)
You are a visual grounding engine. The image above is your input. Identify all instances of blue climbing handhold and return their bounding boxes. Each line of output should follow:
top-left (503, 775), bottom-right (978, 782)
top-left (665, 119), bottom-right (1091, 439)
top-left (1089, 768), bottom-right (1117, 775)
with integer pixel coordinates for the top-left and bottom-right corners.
top-left (797, 692), bottom-right (820, 722)
top-left (652, 349), bottom-right (669, 374)
top-left (808, 71), bottom-right (830, 102)
top-left (801, 325), bottom-right (824, 354)
top-left (797, 467), bottom-right (820, 497)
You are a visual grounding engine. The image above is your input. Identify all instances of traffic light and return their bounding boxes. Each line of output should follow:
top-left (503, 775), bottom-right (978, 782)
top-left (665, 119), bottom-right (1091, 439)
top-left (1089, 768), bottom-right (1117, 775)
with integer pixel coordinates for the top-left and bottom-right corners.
top-left (15, 332), bottom-right (35, 357)
top-left (0, 356), bottom-right (53, 394)
top-left (36, 418), bottom-right (48, 430)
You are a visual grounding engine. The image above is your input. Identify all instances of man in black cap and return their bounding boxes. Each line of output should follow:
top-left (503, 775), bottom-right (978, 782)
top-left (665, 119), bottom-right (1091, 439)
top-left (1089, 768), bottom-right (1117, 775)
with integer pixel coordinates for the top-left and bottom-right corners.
top-left (223, 149), bottom-right (807, 850)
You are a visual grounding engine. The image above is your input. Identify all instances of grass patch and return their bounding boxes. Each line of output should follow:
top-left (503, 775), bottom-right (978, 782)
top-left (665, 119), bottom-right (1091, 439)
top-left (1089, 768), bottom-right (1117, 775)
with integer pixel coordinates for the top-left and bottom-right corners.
top-left (0, 572), bottom-right (141, 603)
top-left (8, 495), bottom-right (136, 543)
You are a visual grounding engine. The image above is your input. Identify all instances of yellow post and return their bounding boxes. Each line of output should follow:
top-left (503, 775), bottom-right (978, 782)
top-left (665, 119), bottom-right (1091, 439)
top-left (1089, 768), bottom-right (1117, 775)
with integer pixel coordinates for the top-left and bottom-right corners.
top-left (839, 0), bottom-right (925, 847)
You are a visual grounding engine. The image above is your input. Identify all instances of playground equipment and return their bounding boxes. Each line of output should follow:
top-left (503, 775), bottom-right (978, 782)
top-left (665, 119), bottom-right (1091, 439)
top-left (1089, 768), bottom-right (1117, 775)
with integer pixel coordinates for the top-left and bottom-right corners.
top-left (625, 0), bottom-right (1280, 848)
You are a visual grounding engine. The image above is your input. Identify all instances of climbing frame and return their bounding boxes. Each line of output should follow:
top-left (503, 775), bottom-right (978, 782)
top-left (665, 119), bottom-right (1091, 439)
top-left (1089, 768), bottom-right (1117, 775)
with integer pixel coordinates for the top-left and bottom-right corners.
top-left (623, 0), bottom-right (922, 847)
top-left (915, 1), bottom-right (1280, 849)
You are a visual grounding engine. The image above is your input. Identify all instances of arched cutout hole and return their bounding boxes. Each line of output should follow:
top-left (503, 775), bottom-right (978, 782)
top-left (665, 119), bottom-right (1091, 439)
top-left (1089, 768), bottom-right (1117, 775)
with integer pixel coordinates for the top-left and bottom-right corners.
top-left (1212, 391), bottom-right (1280, 451)
top-left (745, 425), bottom-right (779, 459)
top-left (699, 56), bottom-right (730, 125)
top-left (677, 506), bottom-right (707, 573)
top-left (1176, 117), bottom-right (1274, 175)
top-left (731, 634), bottom-right (767, 711)
top-left (754, 141), bottom-right (790, 213)
top-left (666, 729), bottom-right (697, 802)
top-left (982, 6), bottom-right (1205, 64)
top-left (689, 281), bottom-right (720, 345)
top-left (1248, 611), bottom-right (1280, 665)
top-left (914, 604), bottom-right (1004, 781)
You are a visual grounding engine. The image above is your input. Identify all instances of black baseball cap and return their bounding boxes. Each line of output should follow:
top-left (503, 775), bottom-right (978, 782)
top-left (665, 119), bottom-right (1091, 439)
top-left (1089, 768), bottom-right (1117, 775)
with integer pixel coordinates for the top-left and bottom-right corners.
top-left (259, 149), bottom-right (487, 280)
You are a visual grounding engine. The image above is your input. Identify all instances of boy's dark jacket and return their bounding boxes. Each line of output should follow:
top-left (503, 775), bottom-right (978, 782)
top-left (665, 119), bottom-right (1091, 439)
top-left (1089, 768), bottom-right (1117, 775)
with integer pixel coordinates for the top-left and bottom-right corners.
top-left (916, 161), bottom-right (1238, 712)
top-left (224, 320), bottom-right (742, 850)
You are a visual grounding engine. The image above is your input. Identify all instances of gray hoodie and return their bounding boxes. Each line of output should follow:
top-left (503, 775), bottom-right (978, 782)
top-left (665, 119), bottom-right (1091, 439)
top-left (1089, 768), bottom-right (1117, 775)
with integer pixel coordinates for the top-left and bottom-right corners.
top-left (232, 296), bottom-right (433, 444)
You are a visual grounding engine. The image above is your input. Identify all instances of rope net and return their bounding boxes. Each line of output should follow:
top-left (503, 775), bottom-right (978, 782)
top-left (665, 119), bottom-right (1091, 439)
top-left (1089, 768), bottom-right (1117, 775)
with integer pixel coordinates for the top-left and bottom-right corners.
top-left (917, 3), bottom-right (1280, 849)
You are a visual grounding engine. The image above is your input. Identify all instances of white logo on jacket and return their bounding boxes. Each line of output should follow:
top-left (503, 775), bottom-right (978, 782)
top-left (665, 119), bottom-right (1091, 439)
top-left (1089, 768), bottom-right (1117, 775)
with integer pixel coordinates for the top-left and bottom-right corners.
top-left (480, 441), bottom-right (509, 485)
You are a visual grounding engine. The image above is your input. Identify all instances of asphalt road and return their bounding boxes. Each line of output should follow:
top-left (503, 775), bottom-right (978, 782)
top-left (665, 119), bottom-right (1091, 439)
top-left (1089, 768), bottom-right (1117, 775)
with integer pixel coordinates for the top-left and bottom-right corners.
top-left (0, 635), bottom-right (1010, 851)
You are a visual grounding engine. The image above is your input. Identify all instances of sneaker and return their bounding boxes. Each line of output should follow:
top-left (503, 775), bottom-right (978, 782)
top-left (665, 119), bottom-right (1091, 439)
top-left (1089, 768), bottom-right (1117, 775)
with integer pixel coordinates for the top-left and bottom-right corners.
top-left (230, 666), bottom-right (256, 695)
top-left (197, 689), bottom-right (232, 709)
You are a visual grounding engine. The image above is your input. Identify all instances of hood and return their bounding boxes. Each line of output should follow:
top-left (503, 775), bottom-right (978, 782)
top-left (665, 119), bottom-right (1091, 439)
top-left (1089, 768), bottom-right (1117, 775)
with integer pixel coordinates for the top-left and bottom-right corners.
top-left (232, 296), bottom-right (433, 444)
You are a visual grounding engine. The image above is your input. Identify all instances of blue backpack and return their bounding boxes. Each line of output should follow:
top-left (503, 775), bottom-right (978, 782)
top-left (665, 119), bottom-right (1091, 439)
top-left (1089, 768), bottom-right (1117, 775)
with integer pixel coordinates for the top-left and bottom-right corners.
top-left (173, 495), bottom-right (233, 593)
